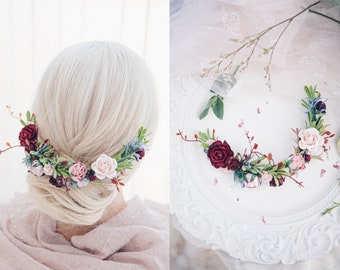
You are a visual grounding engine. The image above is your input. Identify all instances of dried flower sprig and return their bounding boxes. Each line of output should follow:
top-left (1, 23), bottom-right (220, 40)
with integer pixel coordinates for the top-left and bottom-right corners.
top-left (178, 85), bottom-right (334, 188)
top-left (201, 1), bottom-right (321, 90)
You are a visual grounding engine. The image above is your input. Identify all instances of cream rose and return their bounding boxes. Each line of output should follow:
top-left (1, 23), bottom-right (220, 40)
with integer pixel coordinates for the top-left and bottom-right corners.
top-left (298, 127), bottom-right (323, 152)
top-left (244, 173), bottom-right (261, 188)
top-left (91, 154), bottom-right (118, 180)
top-left (30, 160), bottom-right (43, 177)
top-left (43, 164), bottom-right (54, 176)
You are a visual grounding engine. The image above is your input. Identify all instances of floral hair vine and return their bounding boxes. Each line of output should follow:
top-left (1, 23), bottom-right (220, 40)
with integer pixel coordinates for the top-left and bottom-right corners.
top-left (1, 108), bottom-right (149, 192)
top-left (178, 85), bottom-right (335, 188)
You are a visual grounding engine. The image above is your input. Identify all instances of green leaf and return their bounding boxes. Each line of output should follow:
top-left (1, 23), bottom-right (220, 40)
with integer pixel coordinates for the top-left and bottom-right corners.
top-left (308, 111), bottom-right (313, 124)
top-left (208, 96), bottom-right (218, 106)
top-left (199, 95), bottom-right (219, 120)
top-left (304, 85), bottom-right (309, 96)
top-left (20, 119), bottom-right (26, 126)
top-left (212, 96), bottom-right (224, 120)
top-left (300, 99), bottom-right (309, 110)
top-left (59, 170), bottom-right (69, 178)
top-left (199, 106), bottom-right (210, 120)
top-left (198, 131), bottom-right (209, 142)
top-left (315, 117), bottom-right (323, 131)
top-left (26, 111), bottom-right (31, 122)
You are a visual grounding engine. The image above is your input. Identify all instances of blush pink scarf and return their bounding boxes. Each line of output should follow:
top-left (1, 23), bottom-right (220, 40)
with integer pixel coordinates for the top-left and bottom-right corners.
top-left (0, 195), bottom-right (169, 270)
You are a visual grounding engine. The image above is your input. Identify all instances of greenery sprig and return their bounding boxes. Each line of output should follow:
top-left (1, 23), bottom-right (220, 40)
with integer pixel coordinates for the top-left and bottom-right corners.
top-left (199, 91), bottom-right (224, 120)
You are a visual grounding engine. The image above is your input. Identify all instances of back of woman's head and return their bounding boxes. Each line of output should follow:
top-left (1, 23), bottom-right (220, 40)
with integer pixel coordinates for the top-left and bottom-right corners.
top-left (27, 41), bottom-right (157, 225)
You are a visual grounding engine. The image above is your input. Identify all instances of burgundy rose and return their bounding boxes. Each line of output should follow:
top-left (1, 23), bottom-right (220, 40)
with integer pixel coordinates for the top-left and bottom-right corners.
top-left (277, 162), bottom-right (284, 169)
top-left (315, 100), bottom-right (326, 113)
top-left (228, 157), bottom-right (241, 171)
top-left (49, 176), bottom-right (66, 188)
top-left (207, 140), bottom-right (234, 168)
top-left (304, 153), bottom-right (311, 163)
top-left (19, 124), bottom-right (38, 152)
top-left (136, 149), bottom-right (145, 160)
top-left (87, 169), bottom-right (97, 181)
top-left (269, 176), bottom-right (285, 187)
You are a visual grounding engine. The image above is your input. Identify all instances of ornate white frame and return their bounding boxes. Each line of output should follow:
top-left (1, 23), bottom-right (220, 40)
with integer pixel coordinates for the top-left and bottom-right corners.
top-left (170, 73), bottom-right (340, 265)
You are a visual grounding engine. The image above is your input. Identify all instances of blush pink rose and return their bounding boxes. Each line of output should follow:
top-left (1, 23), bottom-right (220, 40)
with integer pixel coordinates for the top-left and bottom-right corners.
top-left (261, 171), bottom-right (273, 183)
top-left (69, 162), bottom-right (87, 182)
top-left (244, 173), bottom-right (261, 188)
top-left (289, 154), bottom-right (306, 171)
top-left (91, 154), bottom-right (118, 180)
top-left (298, 128), bottom-right (323, 152)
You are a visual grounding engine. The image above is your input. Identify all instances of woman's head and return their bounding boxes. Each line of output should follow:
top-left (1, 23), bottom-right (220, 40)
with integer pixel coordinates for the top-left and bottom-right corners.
top-left (28, 41), bottom-right (157, 225)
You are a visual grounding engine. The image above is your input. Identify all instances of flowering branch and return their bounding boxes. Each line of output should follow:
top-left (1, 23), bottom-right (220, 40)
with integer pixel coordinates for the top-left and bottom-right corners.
top-left (286, 174), bottom-right (304, 188)
top-left (201, 1), bottom-right (321, 90)
top-left (176, 130), bottom-right (201, 143)
top-left (6, 105), bottom-right (22, 120)
top-left (0, 144), bottom-right (22, 155)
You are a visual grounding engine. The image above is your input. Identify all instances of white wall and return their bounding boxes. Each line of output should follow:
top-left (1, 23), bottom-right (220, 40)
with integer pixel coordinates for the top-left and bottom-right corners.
top-left (0, 0), bottom-right (169, 203)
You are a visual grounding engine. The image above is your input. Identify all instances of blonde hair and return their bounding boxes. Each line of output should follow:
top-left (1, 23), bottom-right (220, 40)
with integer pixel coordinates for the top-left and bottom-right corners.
top-left (28, 41), bottom-right (157, 225)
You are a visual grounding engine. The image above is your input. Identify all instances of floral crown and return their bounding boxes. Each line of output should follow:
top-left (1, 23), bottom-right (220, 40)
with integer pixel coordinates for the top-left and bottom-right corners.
top-left (178, 85), bottom-right (335, 188)
top-left (2, 109), bottom-right (149, 191)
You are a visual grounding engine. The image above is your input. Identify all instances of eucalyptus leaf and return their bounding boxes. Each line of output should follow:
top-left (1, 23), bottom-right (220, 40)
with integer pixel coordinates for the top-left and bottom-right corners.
top-left (208, 95), bottom-right (218, 106)
top-left (20, 119), bottom-right (26, 126)
top-left (199, 94), bottom-right (225, 120)
top-left (199, 106), bottom-right (210, 120)
top-left (212, 96), bottom-right (224, 120)
top-left (26, 111), bottom-right (31, 122)
top-left (198, 131), bottom-right (209, 142)
top-left (304, 85), bottom-right (309, 96)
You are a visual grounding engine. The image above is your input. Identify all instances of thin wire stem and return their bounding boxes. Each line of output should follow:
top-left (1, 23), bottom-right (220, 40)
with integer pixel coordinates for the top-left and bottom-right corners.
top-left (309, 9), bottom-right (340, 24)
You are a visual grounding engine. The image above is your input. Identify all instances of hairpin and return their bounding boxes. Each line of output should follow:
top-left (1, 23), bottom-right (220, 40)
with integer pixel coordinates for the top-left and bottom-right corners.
top-left (1, 109), bottom-right (149, 192)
